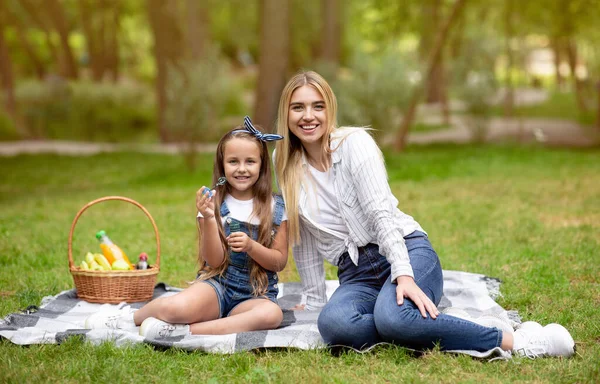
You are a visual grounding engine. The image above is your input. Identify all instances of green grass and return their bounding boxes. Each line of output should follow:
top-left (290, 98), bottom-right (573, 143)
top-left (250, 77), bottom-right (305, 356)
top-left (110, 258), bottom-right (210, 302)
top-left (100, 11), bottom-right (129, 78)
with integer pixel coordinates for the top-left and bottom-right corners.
top-left (1, 145), bottom-right (599, 383)
top-left (488, 90), bottom-right (598, 127)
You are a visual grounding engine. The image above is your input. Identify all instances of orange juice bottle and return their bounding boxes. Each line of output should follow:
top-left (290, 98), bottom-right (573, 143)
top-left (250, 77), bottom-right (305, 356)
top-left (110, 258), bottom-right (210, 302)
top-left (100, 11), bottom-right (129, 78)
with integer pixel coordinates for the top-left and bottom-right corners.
top-left (96, 230), bottom-right (134, 269)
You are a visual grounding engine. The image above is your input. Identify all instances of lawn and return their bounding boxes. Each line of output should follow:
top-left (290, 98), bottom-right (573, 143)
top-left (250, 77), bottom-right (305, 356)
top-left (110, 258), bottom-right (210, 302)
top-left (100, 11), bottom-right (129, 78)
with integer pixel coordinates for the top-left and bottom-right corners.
top-left (488, 89), bottom-right (598, 127)
top-left (1, 144), bottom-right (599, 383)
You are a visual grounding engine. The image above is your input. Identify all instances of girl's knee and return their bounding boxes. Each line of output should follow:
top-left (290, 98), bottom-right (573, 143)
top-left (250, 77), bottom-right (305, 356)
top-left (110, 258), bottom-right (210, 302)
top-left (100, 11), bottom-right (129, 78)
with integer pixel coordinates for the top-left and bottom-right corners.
top-left (157, 297), bottom-right (189, 322)
top-left (261, 304), bottom-right (283, 328)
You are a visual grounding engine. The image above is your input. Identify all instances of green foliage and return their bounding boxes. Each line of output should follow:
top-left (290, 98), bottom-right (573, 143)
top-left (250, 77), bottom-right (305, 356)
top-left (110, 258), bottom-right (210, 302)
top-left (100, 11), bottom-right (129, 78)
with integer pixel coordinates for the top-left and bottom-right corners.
top-left (164, 49), bottom-right (246, 169)
top-left (0, 112), bottom-right (19, 141)
top-left (450, 25), bottom-right (501, 142)
top-left (210, 0), bottom-right (259, 63)
top-left (0, 146), bottom-right (599, 381)
top-left (15, 79), bottom-right (155, 142)
top-left (326, 49), bottom-right (418, 138)
top-left (69, 82), bottom-right (155, 142)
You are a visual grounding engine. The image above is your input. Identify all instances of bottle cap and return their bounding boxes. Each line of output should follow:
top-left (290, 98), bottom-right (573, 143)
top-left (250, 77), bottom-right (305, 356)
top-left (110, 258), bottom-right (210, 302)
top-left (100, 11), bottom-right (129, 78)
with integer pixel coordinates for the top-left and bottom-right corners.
top-left (95, 230), bottom-right (106, 239)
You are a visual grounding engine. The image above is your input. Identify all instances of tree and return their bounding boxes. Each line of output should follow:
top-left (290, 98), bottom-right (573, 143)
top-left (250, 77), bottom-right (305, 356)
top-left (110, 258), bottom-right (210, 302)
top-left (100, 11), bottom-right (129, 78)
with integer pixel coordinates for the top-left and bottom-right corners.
top-left (18, 0), bottom-right (61, 74)
top-left (148, 0), bottom-right (184, 142)
top-left (79, 0), bottom-right (121, 82)
top-left (420, 0), bottom-right (445, 104)
top-left (45, 0), bottom-right (78, 79)
top-left (394, 0), bottom-right (467, 151)
top-left (0, 6), bottom-right (27, 137)
top-left (185, 0), bottom-right (209, 60)
top-left (254, 0), bottom-right (290, 131)
top-left (319, 0), bottom-right (341, 67)
top-left (4, 1), bottom-right (46, 79)
top-left (503, 0), bottom-right (515, 116)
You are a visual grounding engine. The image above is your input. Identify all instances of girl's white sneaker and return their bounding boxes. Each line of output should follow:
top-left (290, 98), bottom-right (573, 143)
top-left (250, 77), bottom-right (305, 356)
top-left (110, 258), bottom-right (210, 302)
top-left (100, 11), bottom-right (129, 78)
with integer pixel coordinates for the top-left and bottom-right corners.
top-left (139, 317), bottom-right (190, 339)
top-left (84, 306), bottom-right (137, 331)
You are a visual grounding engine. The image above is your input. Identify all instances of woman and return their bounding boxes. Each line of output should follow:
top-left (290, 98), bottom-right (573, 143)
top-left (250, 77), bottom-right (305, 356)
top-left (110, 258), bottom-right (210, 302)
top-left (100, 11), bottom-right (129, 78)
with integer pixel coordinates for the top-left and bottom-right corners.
top-left (273, 70), bottom-right (574, 358)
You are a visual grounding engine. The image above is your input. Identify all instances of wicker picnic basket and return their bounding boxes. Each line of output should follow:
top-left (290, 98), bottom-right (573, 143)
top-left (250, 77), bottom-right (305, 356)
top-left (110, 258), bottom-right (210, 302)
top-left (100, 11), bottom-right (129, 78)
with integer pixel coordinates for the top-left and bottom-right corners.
top-left (68, 196), bottom-right (160, 303)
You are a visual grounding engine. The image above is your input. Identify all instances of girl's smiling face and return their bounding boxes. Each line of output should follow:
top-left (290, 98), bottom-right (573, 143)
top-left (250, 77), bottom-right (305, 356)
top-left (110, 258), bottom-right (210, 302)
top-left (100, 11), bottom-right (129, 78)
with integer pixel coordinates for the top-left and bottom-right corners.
top-left (288, 85), bottom-right (328, 150)
top-left (223, 137), bottom-right (262, 200)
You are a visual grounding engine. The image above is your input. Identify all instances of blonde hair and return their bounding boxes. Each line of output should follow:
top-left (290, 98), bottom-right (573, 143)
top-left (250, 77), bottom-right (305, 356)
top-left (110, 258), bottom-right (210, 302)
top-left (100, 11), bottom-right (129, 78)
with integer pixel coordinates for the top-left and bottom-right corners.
top-left (274, 71), bottom-right (338, 245)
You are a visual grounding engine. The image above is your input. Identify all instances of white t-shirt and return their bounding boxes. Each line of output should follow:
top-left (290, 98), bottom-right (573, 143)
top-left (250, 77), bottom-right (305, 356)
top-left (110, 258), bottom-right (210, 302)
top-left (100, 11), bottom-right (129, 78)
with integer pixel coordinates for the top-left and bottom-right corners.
top-left (197, 194), bottom-right (287, 225)
top-left (305, 164), bottom-right (349, 237)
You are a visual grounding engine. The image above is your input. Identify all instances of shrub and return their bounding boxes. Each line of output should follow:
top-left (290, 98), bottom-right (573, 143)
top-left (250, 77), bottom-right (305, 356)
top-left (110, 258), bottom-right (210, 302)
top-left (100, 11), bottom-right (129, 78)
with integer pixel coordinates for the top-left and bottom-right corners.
top-left (165, 48), bottom-right (246, 169)
top-left (320, 49), bottom-right (418, 140)
top-left (15, 78), bottom-right (155, 142)
top-left (0, 111), bottom-right (19, 141)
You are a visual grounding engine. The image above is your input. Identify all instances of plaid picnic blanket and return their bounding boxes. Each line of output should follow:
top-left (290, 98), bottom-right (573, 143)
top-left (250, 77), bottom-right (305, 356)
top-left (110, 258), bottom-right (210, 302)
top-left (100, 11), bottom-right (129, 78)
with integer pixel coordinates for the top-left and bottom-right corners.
top-left (0, 270), bottom-right (519, 359)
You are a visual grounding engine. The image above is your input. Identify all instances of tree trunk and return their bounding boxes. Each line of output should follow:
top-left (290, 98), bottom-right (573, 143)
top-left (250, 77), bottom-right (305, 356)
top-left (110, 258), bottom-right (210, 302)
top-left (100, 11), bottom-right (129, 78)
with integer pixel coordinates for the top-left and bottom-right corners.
top-left (566, 38), bottom-right (588, 113)
top-left (394, 0), bottom-right (467, 151)
top-left (596, 81), bottom-right (600, 137)
top-left (552, 36), bottom-right (564, 89)
top-left (80, 0), bottom-right (104, 81)
top-left (12, 16), bottom-right (46, 79)
top-left (46, 0), bottom-right (79, 79)
top-left (0, 13), bottom-right (28, 137)
top-left (106, 3), bottom-right (120, 82)
top-left (319, 0), bottom-right (341, 66)
top-left (503, 0), bottom-right (514, 117)
top-left (186, 0), bottom-right (209, 60)
top-left (148, 0), bottom-right (184, 142)
top-left (19, 0), bottom-right (61, 74)
top-left (148, 0), bottom-right (169, 142)
top-left (440, 65), bottom-right (450, 125)
top-left (254, 0), bottom-right (290, 131)
top-left (421, 0), bottom-right (445, 104)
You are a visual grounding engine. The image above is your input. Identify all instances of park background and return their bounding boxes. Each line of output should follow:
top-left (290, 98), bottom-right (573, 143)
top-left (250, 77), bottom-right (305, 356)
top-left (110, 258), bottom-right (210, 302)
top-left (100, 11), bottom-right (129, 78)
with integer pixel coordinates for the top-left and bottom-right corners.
top-left (1, 0), bottom-right (599, 382)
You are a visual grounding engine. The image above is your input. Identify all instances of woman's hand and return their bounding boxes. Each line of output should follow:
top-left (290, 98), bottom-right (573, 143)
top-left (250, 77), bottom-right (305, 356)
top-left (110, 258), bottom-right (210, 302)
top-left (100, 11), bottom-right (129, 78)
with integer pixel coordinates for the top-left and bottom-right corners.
top-left (196, 186), bottom-right (215, 219)
top-left (227, 231), bottom-right (254, 253)
top-left (396, 276), bottom-right (440, 319)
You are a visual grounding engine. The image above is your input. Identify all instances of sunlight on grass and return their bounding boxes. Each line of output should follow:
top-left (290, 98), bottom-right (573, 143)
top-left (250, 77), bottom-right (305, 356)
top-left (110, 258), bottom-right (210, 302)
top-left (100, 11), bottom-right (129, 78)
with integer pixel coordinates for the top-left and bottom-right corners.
top-left (1, 145), bottom-right (599, 382)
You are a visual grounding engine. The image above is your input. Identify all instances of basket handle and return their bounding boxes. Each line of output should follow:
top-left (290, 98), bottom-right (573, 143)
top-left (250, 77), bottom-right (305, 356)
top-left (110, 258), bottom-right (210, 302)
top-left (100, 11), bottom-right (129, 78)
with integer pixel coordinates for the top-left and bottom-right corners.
top-left (68, 196), bottom-right (161, 270)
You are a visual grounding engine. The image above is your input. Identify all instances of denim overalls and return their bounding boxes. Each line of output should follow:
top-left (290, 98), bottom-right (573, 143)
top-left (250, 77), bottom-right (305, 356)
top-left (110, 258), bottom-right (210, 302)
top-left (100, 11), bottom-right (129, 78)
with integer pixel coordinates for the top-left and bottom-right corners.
top-left (201, 195), bottom-right (285, 318)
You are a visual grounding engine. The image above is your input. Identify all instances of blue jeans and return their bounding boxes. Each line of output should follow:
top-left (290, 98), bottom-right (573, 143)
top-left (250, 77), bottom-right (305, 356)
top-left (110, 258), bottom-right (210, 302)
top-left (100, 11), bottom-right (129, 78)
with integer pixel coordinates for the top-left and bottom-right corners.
top-left (317, 231), bottom-right (503, 351)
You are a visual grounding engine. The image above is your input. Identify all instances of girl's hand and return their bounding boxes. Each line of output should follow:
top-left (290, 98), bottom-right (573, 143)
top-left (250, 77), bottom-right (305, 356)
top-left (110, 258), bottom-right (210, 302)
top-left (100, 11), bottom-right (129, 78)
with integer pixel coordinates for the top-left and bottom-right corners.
top-left (396, 276), bottom-right (440, 319)
top-left (227, 232), bottom-right (254, 253)
top-left (196, 186), bottom-right (216, 219)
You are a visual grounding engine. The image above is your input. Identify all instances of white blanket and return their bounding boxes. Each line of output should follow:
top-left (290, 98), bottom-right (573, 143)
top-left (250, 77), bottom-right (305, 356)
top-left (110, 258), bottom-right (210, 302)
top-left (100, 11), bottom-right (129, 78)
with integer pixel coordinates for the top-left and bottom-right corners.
top-left (0, 270), bottom-right (520, 358)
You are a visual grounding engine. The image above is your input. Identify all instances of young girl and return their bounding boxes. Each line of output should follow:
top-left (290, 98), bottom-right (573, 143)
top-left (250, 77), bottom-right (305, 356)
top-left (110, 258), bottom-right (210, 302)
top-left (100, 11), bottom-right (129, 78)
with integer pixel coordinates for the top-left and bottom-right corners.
top-left (86, 117), bottom-right (288, 338)
top-left (273, 70), bottom-right (575, 358)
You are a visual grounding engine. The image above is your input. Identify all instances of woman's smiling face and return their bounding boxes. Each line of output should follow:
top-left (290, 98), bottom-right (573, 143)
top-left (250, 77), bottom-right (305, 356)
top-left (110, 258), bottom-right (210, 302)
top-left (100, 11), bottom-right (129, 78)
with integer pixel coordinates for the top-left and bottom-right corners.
top-left (287, 85), bottom-right (328, 149)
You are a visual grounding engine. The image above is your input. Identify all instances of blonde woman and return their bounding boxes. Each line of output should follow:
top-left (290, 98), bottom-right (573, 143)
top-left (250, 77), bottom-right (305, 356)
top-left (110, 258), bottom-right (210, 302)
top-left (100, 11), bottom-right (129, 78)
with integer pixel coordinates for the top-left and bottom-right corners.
top-left (273, 71), bottom-right (574, 358)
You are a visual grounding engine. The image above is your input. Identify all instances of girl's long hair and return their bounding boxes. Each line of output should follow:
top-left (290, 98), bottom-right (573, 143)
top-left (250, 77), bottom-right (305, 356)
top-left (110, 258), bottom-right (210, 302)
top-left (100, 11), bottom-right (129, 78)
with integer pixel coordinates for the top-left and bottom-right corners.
top-left (274, 71), bottom-right (338, 245)
top-left (198, 127), bottom-right (275, 296)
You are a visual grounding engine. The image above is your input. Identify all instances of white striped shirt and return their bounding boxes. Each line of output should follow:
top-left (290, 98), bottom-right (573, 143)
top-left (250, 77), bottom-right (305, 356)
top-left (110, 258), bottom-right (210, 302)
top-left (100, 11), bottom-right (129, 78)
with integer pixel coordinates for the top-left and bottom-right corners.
top-left (279, 128), bottom-right (424, 310)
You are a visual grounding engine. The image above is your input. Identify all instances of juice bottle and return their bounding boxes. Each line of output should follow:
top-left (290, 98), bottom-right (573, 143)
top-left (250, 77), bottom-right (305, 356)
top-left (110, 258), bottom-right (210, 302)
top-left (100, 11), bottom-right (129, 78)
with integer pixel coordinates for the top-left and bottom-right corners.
top-left (96, 230), bottom-right (134, 269)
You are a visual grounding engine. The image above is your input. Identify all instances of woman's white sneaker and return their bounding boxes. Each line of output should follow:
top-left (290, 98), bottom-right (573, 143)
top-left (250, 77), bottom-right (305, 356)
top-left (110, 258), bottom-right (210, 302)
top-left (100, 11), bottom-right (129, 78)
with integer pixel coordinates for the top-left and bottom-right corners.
top-left (513, 322), bottom-right (575, 358)
top-left (139, 317), bottom-right (190, 339)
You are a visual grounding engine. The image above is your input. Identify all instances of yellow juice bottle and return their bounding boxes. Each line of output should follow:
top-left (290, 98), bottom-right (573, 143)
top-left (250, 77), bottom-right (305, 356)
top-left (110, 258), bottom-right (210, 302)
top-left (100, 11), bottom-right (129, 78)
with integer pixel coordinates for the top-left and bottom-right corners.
top-left (96, 230), bottom-right (134, 269)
